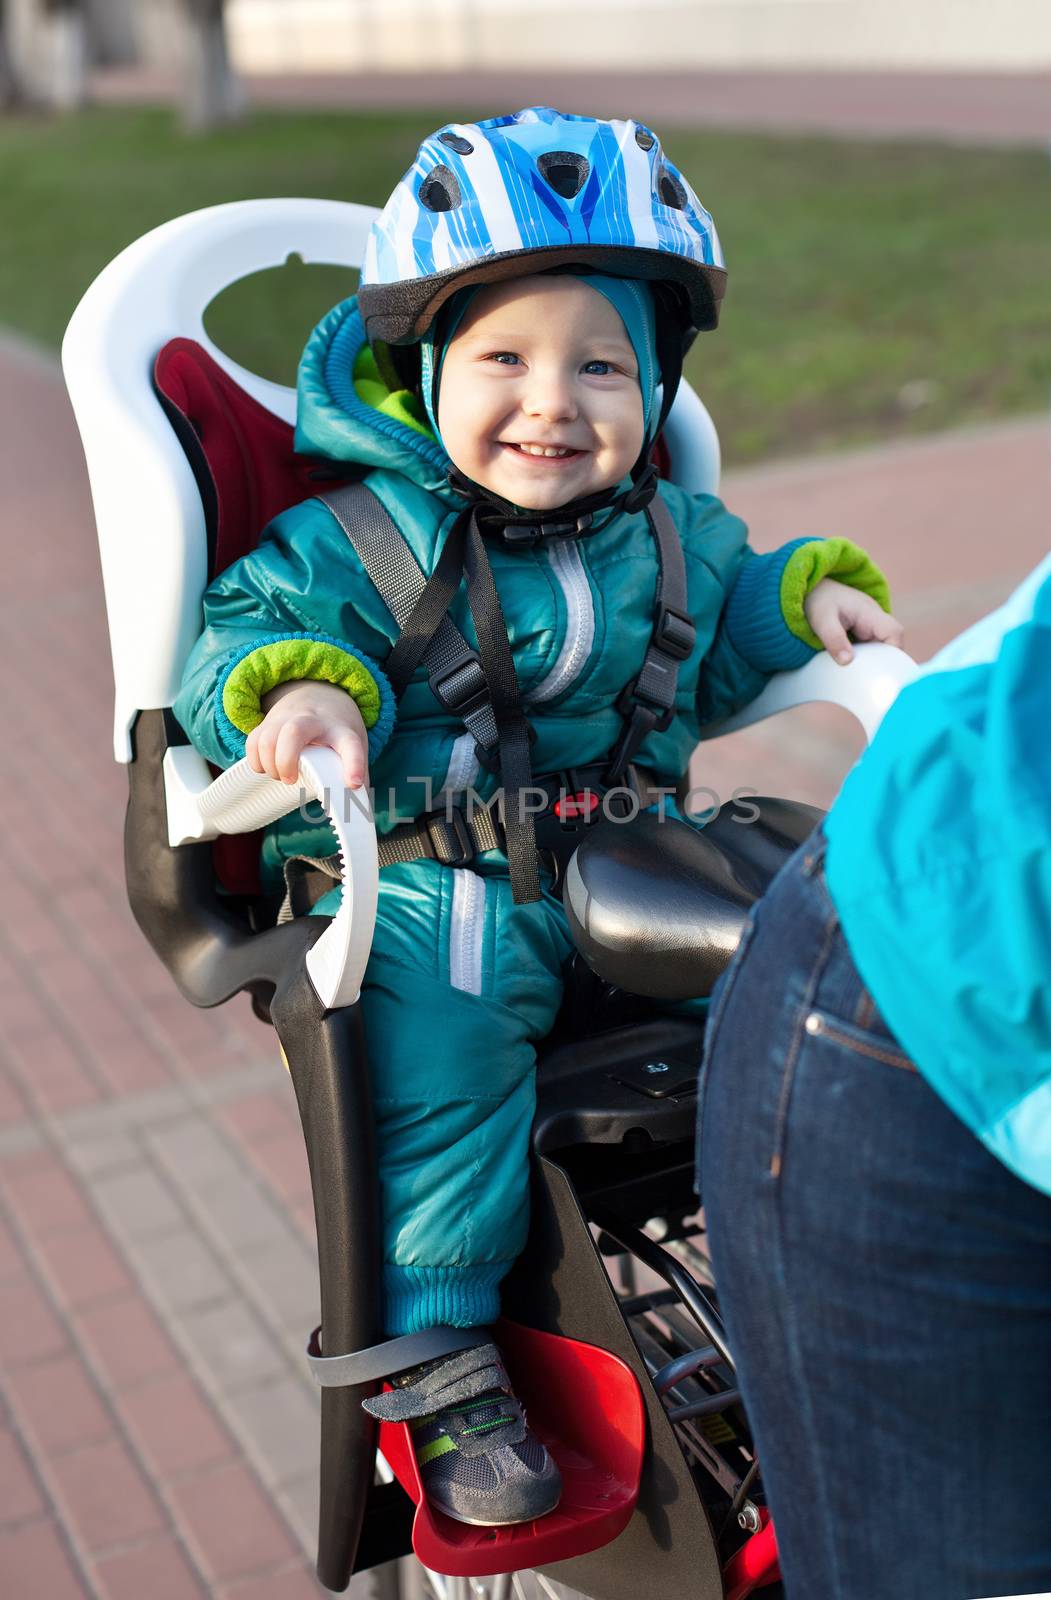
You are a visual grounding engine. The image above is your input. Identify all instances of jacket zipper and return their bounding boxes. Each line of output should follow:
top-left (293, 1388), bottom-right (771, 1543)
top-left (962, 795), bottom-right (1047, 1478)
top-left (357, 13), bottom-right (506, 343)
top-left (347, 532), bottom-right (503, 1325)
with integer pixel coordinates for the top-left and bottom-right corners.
top-left (449, 867), bottom-right (485, 995)
top-left (525, 539), bottom-right (595, 706)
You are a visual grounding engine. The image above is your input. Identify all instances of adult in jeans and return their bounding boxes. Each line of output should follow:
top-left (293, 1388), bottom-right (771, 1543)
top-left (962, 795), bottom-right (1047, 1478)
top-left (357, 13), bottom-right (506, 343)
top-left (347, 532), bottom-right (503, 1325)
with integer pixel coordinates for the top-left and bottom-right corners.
top-left (698, 554), bottom-right (1051, 1600)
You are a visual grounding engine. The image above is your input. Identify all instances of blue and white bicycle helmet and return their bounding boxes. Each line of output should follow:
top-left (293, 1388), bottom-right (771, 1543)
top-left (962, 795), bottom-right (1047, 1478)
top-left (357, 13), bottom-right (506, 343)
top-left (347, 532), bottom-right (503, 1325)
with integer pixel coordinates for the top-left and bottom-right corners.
top-left (358, 106), bottom-right (726, 347)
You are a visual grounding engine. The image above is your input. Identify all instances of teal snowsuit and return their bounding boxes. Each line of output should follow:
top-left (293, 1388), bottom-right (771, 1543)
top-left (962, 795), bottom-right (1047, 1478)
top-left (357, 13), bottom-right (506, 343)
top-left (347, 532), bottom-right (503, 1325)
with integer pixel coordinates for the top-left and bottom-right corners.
top-left (175, 296), bottom-right (887, 1335)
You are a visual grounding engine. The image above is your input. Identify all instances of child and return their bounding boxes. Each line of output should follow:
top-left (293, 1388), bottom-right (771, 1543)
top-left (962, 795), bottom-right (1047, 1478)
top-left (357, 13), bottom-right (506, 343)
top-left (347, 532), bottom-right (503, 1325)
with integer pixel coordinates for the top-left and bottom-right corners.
top-left (175, 107), bottom-right (903, 1527)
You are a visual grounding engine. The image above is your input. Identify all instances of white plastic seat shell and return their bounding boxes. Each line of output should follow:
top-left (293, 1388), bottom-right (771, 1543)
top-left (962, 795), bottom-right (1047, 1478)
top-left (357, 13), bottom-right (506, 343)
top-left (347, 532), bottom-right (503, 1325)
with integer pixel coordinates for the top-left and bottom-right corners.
top-left (62, 197), bottom-right (918, 1010)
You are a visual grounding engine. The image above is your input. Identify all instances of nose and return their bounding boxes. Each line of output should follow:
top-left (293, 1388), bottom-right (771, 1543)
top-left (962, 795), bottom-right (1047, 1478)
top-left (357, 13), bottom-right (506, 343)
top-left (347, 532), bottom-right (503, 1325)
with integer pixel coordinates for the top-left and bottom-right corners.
top-left (523, 362), bottom-right (578, 424)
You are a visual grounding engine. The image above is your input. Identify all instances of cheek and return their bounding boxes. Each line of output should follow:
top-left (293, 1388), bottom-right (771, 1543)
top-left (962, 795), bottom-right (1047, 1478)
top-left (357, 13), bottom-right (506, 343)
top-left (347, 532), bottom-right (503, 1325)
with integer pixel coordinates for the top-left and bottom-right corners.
top-left (602, 392), bottom-right (645, 466)
top-left (437, 379), bottom-right (497, 468)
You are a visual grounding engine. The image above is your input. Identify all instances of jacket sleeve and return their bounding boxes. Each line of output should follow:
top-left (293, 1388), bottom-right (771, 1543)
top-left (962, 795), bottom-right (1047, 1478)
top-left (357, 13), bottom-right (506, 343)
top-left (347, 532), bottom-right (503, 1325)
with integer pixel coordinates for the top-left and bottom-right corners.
top-left (723, 536), bottom-right (892, 670)
top-left (695, 531), bottom-right (892, 727)
top-left (173, 499), bottom-right (397, 769)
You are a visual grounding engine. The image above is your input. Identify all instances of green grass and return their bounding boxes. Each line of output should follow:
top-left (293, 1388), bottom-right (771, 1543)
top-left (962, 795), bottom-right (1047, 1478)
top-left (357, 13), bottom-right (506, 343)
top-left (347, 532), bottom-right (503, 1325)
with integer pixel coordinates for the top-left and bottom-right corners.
top-left (2, 104), bottom-right (1050, 464)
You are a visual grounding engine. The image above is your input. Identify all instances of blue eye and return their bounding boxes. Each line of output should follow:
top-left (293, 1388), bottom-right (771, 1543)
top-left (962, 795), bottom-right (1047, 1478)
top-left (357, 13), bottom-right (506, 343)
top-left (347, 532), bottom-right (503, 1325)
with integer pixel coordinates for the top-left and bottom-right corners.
top-left (583, 360), bottom-right (614, 376)
top-left (488, 352), bottom-right (520, 366)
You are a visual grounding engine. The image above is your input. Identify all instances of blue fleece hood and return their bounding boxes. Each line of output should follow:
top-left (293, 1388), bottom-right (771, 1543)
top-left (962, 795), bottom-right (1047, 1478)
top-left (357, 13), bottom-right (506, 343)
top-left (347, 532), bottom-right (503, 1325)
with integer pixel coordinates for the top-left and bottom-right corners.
top-left (295, 296), bottom-right (458, 503)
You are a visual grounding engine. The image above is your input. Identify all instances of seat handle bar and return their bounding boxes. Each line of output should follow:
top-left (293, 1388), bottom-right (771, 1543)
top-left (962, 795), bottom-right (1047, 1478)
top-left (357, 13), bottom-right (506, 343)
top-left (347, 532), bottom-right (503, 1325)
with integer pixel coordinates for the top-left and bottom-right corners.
top-left (163, 743), bottom-right (379, 1010)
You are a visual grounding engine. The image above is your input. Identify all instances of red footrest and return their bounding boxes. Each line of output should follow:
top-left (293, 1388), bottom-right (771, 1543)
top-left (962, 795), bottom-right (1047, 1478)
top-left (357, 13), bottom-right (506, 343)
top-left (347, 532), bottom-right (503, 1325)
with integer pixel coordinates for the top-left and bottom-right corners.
top-left (378, 1317), bottom-right (645, 1577)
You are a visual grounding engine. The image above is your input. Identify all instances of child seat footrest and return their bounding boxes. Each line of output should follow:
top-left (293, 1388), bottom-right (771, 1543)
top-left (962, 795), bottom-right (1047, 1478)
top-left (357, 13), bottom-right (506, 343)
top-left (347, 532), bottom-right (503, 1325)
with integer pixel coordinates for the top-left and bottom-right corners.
top-left (306, 1325), bottom-right (483, 1388)
top-left (377, 1318), bottom-right (646, 1578)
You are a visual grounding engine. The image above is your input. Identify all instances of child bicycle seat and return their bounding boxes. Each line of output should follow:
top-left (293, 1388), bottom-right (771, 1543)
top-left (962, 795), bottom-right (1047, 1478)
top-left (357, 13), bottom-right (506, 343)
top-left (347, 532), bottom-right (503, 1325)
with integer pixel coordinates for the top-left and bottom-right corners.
top-left (63, 198), bottom-right (919, 1599)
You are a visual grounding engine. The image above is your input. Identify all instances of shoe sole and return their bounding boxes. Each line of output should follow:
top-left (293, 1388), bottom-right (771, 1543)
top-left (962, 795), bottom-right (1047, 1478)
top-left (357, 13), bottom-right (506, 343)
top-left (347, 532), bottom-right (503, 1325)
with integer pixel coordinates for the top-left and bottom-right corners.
top-left (432, 1491), bottom-right (563, 1528)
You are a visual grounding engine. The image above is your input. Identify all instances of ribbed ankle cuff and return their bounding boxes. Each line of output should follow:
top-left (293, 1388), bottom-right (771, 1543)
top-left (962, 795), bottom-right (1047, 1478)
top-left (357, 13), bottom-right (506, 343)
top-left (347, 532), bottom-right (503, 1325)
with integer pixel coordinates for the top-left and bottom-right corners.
top-left (382, 1262), bottom-right (512, 1336)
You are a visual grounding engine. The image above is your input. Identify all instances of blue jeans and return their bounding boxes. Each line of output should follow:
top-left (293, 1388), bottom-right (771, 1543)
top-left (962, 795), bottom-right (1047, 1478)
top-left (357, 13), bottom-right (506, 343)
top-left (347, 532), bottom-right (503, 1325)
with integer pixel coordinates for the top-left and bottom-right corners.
top-left (698, 828), bottom-right (1051, 1600)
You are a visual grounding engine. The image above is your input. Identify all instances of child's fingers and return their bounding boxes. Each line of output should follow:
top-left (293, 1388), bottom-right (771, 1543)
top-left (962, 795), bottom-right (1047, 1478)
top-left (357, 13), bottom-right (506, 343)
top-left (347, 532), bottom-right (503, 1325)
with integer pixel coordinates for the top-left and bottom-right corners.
top-left (244, 726), bottom-right (264, 775)
top-left (273, 716), bottom-right (315, 786)
top-left (873, 612), bottom-right (906, 648)
top-left (819, 615), bottom-right (854, 665)
top-left (334, 728), bottom-right (368, 790)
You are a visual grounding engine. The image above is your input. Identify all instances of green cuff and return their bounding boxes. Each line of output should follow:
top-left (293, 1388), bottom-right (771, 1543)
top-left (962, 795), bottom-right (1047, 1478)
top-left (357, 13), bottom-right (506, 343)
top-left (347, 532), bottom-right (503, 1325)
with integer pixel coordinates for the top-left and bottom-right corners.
top-left (781, 538), bottom-right (892, 651)
top-left (223, 639), bottom-right (384, 736)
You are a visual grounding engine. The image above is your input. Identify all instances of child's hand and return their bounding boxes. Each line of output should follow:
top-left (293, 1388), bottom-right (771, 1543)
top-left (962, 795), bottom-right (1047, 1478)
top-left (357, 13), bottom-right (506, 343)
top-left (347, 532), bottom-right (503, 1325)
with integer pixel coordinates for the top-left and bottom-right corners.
top-left (804, 578), bottom-right (905, 666)
top-left (245, 681), bottom-right (370, 788)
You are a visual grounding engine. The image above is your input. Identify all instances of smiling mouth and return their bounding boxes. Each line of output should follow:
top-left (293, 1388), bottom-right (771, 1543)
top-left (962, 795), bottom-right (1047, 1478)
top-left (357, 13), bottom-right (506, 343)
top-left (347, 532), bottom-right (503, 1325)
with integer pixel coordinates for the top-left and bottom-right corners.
top-left (501, 442), bottom-right (586, 462)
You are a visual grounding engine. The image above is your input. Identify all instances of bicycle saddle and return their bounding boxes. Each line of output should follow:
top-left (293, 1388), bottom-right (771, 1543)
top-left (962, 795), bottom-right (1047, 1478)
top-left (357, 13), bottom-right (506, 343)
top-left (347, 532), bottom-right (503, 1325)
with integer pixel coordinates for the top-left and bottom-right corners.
top-left (563, 798), bottom-right (823, 1000)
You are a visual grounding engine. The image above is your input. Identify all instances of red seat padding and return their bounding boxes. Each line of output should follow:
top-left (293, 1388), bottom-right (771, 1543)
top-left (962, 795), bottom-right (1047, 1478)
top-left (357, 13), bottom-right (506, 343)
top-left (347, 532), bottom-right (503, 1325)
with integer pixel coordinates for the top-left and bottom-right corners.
top-left (153, 339), bottom-right (339, 895)
top-left (153, 337), bottom-right (336, 579)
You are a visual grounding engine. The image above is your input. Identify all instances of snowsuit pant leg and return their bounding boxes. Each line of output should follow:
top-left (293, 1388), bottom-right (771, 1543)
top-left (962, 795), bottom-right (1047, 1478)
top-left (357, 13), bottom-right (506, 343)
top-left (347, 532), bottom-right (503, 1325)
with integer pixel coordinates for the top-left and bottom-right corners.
top-left (317, 859), bottom-right (574, 1338)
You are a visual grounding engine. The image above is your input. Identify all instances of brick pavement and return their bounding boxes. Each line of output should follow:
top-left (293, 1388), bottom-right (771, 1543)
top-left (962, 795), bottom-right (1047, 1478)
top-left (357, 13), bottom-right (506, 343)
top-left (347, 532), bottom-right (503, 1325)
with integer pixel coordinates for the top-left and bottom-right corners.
top-left (90, 65), bottom-right (1051, 147)
top-left (0, 327), bottom-right (1047, 1598)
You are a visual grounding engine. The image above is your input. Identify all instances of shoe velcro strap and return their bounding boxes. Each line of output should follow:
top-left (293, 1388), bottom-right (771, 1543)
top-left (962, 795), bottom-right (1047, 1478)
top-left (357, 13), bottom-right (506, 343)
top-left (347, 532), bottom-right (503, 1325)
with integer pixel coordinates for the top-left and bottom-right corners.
top-left (361, 1342), bottom-right (510, 1422)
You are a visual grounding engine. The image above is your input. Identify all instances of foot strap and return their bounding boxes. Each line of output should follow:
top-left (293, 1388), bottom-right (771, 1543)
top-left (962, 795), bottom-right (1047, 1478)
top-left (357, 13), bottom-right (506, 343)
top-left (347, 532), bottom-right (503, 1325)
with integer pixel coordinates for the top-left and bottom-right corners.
top-left (306, 1325), bottom-right (484, 1389)
top-left (361, 1341), bottom-right (511, 1422)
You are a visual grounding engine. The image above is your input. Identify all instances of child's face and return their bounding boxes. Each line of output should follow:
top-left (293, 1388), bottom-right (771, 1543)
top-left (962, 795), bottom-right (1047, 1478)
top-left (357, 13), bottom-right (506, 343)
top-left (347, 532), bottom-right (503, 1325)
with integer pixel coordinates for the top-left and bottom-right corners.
top-left (437, 276), bottom-right (646, 511)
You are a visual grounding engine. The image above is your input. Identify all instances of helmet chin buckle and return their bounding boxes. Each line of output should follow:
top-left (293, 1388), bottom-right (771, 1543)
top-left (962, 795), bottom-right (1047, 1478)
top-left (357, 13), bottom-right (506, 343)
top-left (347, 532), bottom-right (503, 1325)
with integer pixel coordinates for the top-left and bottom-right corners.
top-left (500, 512), bottom-right (594, 547)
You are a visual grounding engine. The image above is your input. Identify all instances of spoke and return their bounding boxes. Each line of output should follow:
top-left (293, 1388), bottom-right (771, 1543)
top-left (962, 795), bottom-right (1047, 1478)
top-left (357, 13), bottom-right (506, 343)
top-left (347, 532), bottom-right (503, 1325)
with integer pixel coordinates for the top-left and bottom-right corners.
top-left (535, 1578), bottom-right (564, 1600)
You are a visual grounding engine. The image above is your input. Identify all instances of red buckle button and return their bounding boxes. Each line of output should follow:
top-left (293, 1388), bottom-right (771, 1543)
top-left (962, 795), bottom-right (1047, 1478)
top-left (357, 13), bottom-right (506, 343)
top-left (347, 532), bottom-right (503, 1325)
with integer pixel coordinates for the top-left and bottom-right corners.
top-left (554, 790), bottom-right (600, 821)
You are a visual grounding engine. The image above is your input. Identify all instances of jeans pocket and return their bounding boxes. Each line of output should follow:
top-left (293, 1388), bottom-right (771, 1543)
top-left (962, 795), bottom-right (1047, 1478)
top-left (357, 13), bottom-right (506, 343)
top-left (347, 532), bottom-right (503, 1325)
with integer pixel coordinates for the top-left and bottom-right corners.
top-left (802, 1005), bottom-right (918, 1074)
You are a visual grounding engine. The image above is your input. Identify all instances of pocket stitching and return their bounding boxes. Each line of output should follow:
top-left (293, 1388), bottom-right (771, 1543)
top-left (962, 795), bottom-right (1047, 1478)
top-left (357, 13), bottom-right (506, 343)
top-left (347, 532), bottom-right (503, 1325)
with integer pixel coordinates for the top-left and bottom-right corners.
top-left (811, 1013), bottom-right (917, 1073)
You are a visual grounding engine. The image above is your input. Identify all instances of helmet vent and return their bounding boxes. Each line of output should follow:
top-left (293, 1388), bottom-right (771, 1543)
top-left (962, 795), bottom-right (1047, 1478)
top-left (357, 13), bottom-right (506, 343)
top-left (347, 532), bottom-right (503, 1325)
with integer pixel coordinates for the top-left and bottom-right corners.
top-left (420, 164), bottom-right (462, 212)
top-left (537, 151), bottom-right (589, 199)
top-left (658, 168), bottom-right (688, 210)
top-left (634, 128), bottom-right (656, 151)
top-left (439, 131), bottom-right (474, 155)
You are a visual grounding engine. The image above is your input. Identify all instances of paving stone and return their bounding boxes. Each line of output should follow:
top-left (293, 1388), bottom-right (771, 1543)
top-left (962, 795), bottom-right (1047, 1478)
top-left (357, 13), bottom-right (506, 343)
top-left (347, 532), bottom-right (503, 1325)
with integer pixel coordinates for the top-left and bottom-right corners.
top-left (92, 1166), bottom-right (185, 1241)
top-left (0, 1515), bottom-right (89, 1599)
top-left (117, 1369), bottom-right (235, 1481)
top-left (275, 1471), bottom-right (319, 1554)
top-left (128, 1227), bottom-right (230, 1313)
top-left (0, 1271), bottom-right (69, 1367)
top-left (62, 1130), bottom-right (141, 1180)
top-left (3, 1032), bottom-right (102, 1114)
top-left (31, 1222), bottom-right (133, 1309)
top-left (91, 1534), bottom-right (209, 1600)
top-left (182, 1167), bottom-right (290, 1259)
top-left (48, 1435), bottom-right (167, 1552)
top-left (218, 1559), bottom-right (329, 1598)
top-left (5, 1354), bottom-right (112, 1457)
top-left (247, 1131), bottom-right (313, 1208)
top-left (74, 1292), bottom-right (183, 1391)
top-left (237, 1237), bottom-right (320, 1336)
top-left (0, 1151), bottom-right (93, 1236)
top-left (0, 1426), bottom-right (46, 1525)
top-left (220, 1092), bottom-right (298, 1147)
top-left (0, 1212), bottom-right (26, 1280)
top-left (225, 1373), bottom-right (320, 1488)
top-left (177, 1299), bottom-right (287, 1394)
top-left (144, 1116), bottom-right (242, 1190)
top-left (168, 1460), bottom-right (299, 1582)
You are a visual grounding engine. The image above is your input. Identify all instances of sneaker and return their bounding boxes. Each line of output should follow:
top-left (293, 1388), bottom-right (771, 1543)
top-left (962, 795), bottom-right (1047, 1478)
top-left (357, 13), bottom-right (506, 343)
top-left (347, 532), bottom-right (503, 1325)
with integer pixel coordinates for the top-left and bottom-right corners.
top-left (362, 1339), bottom-right (562, 1526)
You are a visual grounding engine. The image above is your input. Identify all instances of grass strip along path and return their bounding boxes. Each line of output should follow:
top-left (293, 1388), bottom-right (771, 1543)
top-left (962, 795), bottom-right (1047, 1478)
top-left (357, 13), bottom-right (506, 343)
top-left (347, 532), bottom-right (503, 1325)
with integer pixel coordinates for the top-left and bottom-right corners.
top-left (2, 105), bottom-right (1049, 465)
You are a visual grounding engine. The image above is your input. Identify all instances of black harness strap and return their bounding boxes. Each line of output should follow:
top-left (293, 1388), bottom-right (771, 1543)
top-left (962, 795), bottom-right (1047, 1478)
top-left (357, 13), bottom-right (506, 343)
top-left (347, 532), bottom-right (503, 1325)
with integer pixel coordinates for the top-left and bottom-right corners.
top-left (605, 490), bottom-right (697, 782)
top-left (320, 484), bottom-right (499, 760)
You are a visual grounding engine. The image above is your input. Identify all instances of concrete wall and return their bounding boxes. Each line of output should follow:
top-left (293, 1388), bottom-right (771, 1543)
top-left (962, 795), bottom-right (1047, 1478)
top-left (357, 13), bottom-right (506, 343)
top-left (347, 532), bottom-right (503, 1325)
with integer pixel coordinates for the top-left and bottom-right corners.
top-left (226, 0), bottom-right (1051, 74)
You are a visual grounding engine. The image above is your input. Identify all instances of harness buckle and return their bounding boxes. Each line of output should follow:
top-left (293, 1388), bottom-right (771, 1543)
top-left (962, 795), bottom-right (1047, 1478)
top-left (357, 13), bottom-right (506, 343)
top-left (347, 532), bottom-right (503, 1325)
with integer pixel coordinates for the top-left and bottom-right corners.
top-left (499, 512), bottom-right (594, 547)
top-left (614, 681), bottom-right (676, 735)
top-left (652, 603), bottom-right (695, 662)
top-left (430, 655), bottom-right (490, 718)
top-left (421, 806), bottom-right (475, 869)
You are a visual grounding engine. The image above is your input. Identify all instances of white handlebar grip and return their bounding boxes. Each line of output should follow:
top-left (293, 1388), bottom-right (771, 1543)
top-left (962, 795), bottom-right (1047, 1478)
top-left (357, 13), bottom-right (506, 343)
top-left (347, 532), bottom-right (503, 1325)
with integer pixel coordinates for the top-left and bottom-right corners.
top-left (298, 748), bottom-right (379, 1010)
top-left (163, 743), bottom-right (379, 1008)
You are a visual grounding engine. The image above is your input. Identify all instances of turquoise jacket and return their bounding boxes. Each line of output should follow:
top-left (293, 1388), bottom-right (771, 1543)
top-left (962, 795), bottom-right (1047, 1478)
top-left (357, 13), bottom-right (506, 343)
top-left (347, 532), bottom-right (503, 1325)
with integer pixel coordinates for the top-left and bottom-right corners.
top-left (174, 296), bottom-right (888, 872)
top-left (825, 554), bottom-right (1051, 1195)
